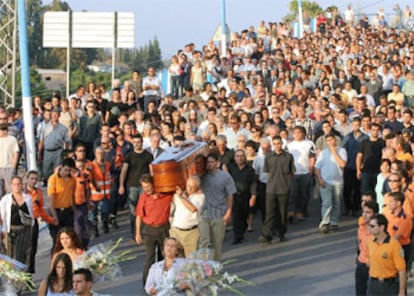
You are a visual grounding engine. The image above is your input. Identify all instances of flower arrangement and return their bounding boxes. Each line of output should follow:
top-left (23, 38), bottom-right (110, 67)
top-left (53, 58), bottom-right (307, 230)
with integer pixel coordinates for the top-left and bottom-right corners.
top-left (73, 238), bottom-right (136, 282)
top-left (0, 254), bottom-right (35, 293)
top-left (176, 259), bottom-right (253, 296)
top-left (158, 249), bottom-right (254, 296)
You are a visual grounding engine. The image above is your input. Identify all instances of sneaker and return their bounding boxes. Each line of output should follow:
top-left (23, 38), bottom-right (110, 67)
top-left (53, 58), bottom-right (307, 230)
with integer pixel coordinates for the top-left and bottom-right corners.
top-left (103, 221), bottom-right (109, 234)
top-left (258, 235), bottom-right (272, 244)
top-left (112, 219), bottom-right (119, 229)
top-left (319, 224), bottom-right (330, 234)
top-left (330, 225), bottom-right (339, 231)
top-left (279, 235), bottom-right (288, 242)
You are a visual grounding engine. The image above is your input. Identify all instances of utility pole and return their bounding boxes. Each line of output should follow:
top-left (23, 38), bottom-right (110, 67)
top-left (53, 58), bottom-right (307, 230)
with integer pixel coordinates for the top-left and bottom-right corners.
top-left (0, 0), bottom-right (18, 107)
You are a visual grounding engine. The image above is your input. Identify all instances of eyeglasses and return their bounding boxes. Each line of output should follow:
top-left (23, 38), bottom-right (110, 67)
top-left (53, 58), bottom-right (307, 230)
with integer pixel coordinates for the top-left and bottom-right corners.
top-left (388, 179), bottom-right (400, 182)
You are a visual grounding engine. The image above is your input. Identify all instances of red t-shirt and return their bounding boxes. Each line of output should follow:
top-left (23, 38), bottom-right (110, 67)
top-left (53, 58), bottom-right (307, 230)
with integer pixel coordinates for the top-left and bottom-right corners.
top-left (136, 192), bottom-right (173, 226)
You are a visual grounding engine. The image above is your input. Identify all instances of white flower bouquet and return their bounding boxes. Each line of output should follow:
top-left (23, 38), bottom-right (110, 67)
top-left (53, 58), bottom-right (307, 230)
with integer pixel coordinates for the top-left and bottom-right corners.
top-left (73, 238), bottom-right (136, 282)
top-left (158, 249), bottom-right (254, 296)
top-left (0, 254), bottom-right (35, 293)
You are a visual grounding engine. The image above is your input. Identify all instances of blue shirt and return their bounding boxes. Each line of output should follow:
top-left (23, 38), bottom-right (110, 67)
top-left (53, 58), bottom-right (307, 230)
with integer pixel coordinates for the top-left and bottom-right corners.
top-left (342, 131), bottom-right (368, 170)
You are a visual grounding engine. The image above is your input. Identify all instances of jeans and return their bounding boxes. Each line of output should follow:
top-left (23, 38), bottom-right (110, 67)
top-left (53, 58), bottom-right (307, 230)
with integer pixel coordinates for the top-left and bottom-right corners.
top-left (361, 172), bottom-right (378, 194)
top-left (343, 168), bottom-right (361, 212)
top-left (319, 183), bottom-right (343, 227)
top-left (170, 75), bottom-right (180, 99)
top-left (127, 186), bottom-right (142, 237)
top-left (288, 174), bottom-right (312, 215)
top-left (367, 277), bottom-right (399, 295)
top-left (90, 198), bottom-right (112, 224)
top-left (355, 260), bottom-right (369, 296)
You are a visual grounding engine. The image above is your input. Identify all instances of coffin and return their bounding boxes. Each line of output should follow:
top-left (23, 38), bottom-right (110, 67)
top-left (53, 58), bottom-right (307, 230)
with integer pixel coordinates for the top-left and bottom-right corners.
top-left (151, 141), bottom-right (208, 193)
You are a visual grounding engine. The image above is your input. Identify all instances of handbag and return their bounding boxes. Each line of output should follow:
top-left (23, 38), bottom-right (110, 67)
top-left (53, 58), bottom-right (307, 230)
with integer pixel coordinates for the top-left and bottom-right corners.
top-left (11, 194), bottom-right (33, 226)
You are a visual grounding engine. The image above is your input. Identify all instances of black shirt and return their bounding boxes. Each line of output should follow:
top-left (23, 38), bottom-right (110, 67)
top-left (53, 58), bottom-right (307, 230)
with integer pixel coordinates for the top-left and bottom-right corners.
top-left (228, 162), bottom-right (257, 196)
top-left (358, 138), bottom-right (386, 174)
top-left (107, 102), bottom-right (128, 127)
top-left (11, 202), bottom-right (29, 226)
top-left (124, 150), bottom-right (153, 187)
top-left (264, 150), bottom-right (295, 194)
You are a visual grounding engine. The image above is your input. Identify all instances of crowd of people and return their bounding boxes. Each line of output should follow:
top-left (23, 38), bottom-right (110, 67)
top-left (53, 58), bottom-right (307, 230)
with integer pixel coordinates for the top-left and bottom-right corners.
top-left (0, 4), bottom-right (414, 295)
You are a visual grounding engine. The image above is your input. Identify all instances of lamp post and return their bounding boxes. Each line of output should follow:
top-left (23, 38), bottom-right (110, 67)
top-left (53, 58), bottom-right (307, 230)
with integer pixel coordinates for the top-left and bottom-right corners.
top-left (17, 0), bottom-right (37, 171)
top-left (221, 0), bottom-right (227, 57)
top-left (298, 0), bottom-right (304, 38)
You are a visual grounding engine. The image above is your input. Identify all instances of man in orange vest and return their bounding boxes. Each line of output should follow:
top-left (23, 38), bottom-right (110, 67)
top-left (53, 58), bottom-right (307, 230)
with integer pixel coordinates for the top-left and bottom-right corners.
top-left (89, 146), bottom-right (113, 236)
top-left (73, 159), bottom-right (92, 248)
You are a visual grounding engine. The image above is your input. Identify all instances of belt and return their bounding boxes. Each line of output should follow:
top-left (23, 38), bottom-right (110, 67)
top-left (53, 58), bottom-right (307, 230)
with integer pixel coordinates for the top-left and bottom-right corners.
top-left (174, 225), bottom-right (198, 231)
top-left (145, 222), bottom-right (168, 228)
top-left (370, 276), bottom-right (398, 282)
top-left (45, 147), bottom-right (62, 152)
top-left (10, 225), bottom-right (27, 230)
top-left (56, 207), bottom-right (72, 212)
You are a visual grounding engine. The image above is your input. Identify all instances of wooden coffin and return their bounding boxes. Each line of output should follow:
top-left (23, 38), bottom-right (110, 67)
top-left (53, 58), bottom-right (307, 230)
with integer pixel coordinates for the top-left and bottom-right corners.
top-left (151, 141), bottom-right (208, 193)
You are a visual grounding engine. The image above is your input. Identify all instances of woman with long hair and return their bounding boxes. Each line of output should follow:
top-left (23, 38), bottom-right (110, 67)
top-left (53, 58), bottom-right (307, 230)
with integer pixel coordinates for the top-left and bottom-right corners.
top-left (51, 227), bottom-right (84, 265)
top-left (0, 176), bottom-right (33, 266)
top-left (38, 253), bottom-right (73, 296)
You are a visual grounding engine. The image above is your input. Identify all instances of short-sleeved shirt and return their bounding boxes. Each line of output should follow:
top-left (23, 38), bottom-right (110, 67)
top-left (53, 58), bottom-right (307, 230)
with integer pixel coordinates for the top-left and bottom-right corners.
top-left (287, 140), bottom-right (316, 175)
top-left (41, 122), bottom-right (69, 151)
top-left (264, 150), bottom-right (295, 194)
top-left (387, 209), bottom-right (413, 246)
top-left (228, 163), bottom-right (257, 196)
top-left (123, 150), bottom-right (153, 187)
top-left (315, 146), bottom-right (347, 185)
top-left (357, 217), bottom-right (371, 264)
top-left (201, 170), bottom-right (237, 219)
top-left (135, 192), bottom-right (173, 226)
top-left (367, 235), bottom-right (406, 279)
top-left (47, 173), bottom-right (76, 209)
top-left (358, 138), bottom-right (386, 174)
top-left (142, 76), bottom-right (161, 97)
top-left (0, 135), bottom-right (19, 168)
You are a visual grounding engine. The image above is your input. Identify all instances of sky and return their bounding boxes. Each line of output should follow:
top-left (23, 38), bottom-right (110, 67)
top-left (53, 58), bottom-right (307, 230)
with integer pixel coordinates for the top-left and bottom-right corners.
top-left (44, 0), bottom-right (411, 58)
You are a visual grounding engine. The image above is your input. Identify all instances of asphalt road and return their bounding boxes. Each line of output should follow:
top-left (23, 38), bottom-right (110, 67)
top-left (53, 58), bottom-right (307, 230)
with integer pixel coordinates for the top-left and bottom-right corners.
top-left (26, 197), bottom-right (414, 296)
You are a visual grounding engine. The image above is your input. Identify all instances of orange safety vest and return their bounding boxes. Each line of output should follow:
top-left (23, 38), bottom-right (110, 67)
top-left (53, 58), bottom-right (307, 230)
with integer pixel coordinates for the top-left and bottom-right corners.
top-left (114, 145), bottom-right (124, 169)
top-left (74, 169), bottom-right (90, 205)
top-left (90, 161), bottom-right (112, 201)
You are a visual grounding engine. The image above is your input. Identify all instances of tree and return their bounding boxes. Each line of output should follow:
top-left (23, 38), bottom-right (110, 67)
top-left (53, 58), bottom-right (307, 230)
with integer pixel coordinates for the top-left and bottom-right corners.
top-left (26, 0), bottom-right (44, 65)
top-left (284, 0), bottom-right (324, 23)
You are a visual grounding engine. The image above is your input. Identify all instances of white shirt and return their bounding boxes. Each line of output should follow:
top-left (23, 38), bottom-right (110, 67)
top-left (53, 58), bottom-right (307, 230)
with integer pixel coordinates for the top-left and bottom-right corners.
top-left (223, 127), bottom-right (251, 150)
top-left (287, 140), bottom-right (316, 175)
top-left (0, 135), bottom-right (19, 168)
top-left (315, 146), bottom-right (347, 185)
top-left (143, 76), bottom-right (161, 96)
top-left (171, 192), bottom-right (205, 229)
top-left (252, 154), bottom-right (268, 183)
